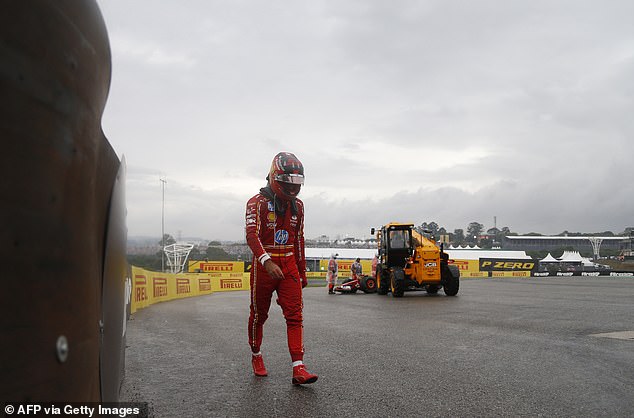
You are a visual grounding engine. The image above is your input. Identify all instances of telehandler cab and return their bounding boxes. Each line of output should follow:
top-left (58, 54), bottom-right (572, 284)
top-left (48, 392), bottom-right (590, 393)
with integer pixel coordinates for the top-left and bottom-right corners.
top-left (371, 222), bottom-right (459, 297)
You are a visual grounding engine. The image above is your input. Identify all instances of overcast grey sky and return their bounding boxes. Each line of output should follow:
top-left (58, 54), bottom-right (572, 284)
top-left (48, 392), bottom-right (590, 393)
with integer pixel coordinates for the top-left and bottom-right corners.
top-left (97, 0), bottom-right (633, 241)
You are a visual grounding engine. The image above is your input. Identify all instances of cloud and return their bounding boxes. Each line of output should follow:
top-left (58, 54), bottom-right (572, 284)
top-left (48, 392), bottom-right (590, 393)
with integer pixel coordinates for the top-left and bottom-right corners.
top-left (110, 35), bottom-right (197, 68)
top-left (97, 0), bottom-right (634, 240)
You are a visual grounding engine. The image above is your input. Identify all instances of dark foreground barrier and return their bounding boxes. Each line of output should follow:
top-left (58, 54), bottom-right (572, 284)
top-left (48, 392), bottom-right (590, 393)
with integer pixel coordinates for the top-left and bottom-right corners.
top-left (0, 1), bottom-right (128, 402)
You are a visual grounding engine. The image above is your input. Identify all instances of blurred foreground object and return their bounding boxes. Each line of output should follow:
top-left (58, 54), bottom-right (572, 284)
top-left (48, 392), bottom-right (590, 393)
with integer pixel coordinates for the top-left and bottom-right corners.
top-left (0, 0), bottom-right (128, 401)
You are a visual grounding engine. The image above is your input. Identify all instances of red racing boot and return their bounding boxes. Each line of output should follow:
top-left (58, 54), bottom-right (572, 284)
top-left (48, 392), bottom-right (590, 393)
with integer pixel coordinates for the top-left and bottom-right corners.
top-left (292, 364), bottom-right (318, 385)
top-left (252, 354), bottom-right (268, 377)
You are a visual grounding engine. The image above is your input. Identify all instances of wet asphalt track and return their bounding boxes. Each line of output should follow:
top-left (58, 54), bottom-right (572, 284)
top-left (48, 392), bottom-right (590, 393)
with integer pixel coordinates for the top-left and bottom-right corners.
top-left (120, 277), bottom-right (634, 417)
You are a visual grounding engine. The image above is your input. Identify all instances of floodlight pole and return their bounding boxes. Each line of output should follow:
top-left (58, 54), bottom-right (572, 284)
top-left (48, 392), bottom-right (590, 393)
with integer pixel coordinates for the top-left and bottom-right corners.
top-left (160, 176), bottom-right (167, 272)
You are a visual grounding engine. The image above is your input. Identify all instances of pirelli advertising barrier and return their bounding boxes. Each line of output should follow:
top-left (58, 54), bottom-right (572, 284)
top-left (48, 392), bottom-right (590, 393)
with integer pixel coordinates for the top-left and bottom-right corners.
top-left (131, 266), bottom-right (250, 313)
top-left (479, 258), bottom-right (536, 278)
top-left (450, 258), bottom-right (632, 278)
top-left (189, 260), bottom-right (245, 273)
top-left (449, 260), bottom-right (488, 278)
top-left (533, 271), bottom-right (634, 277)
top-left (447, 258), bottom-right (536, 278)
top-left (317, 259), bottom-right (373, 276)
top-left (308, 258), bottom-right (536, 279)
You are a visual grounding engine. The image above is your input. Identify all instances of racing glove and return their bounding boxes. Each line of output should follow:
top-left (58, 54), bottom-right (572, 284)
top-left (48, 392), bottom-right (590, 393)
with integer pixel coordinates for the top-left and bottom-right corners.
top-left (301, 274), bottom-right (307, 288)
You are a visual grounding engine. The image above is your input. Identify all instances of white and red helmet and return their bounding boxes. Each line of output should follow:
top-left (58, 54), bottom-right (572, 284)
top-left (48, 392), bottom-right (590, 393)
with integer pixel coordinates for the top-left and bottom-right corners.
top-left (268, 152), bottom-right (304, 199)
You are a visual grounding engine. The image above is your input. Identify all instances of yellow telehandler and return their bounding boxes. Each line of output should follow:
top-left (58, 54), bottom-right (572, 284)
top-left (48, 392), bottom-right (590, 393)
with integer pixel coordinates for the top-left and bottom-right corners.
top-left (371, 222), bottom-right (459, 297)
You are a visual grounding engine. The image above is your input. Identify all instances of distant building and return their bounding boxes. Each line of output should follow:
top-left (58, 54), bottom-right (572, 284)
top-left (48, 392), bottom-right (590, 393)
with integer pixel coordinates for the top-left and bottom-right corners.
top-left (306, 235), bottom-right (376, 249)
top-left (502, 235), bottom-right (624, 255)
top-left (311, 235), bottom-right (332, 245)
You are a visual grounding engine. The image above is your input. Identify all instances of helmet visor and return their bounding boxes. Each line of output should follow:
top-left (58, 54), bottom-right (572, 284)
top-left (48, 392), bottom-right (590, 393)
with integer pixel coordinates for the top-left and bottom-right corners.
top-left (274, 173), bottom-right (304, 185)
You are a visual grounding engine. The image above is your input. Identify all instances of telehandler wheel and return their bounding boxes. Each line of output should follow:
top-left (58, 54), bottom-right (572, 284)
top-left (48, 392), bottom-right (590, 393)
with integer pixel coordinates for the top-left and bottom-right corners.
top-left (376, 269), bottom-right (389, 295)
top-left (360, 276), bottom-right (377, 293)
top-left (358, 277), bottom-right (365, 291)
top-left (390, 268), bottom-right (405, 298)
top-left (426, 285), bottom-right (440, 294)
top-left (442, 265), bottom-right (460, 296)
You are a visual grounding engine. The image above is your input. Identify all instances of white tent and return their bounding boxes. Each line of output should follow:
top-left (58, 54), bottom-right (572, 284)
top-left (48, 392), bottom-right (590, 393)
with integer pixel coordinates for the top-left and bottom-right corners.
top-left (540, 253), bottom-right (559, 263)
top-left (559, 251), bottom-right (584, 263)
top-left (581, 257), bottom-right (595, 267)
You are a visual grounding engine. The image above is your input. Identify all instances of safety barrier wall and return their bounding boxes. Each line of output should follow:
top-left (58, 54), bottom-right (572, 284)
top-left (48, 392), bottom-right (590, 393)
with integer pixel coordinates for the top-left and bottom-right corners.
top-left (131, 266), bottom-right (250, 313)
top-left (131, 261), bottom-right (633, 313)
top-left (453, 260), bottom-right (633, 278)
top-left (309, 259), bottom-right (527, 279)
top-left (449, 259), bottom-right (482, 277)
top-left (450, 258), bottom-right (534, 278)
top-left (317, 259), bottom-right (373, 275)
top-left (308, 259), bottom-right (529, 279)
top-left (188, 260), bottom-right (245, 273)
top-left (532, 271), bottom-right (634, 277)
top-left (131, 260), bottom-right (632, 312)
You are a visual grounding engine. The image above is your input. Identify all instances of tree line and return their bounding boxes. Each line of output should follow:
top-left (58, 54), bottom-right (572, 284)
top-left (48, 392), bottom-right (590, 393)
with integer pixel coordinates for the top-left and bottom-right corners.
top-left (414, 221), bottom-right (503, 247)
top-left (414, 221), bottom-right (632, 249)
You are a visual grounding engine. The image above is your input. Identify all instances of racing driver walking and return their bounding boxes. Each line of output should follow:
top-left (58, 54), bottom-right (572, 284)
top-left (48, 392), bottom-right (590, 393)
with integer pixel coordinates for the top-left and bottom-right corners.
top-left (245, 152), bottom-right (318, 385)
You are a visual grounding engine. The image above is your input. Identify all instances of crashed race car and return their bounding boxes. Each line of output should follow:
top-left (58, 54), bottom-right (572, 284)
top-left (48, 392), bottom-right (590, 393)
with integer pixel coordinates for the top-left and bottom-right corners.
top-left (334, 275), bottom-right (377, 294)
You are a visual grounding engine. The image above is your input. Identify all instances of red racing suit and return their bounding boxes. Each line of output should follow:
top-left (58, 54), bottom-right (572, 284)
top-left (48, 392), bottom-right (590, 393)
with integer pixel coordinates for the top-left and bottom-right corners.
top-left (245, 191), bottom-right (306, 362)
